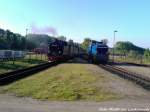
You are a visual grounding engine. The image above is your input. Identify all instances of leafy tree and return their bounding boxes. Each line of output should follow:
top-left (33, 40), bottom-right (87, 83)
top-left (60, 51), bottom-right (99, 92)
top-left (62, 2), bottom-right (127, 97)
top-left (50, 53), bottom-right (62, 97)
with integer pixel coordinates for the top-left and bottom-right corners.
top-left (27, 40), bottom-right (37, 51)
top-left (0, 28), bottom-right (37, 50)
top-left (128, 50), bottom-right (139, 58)
top-left (81, 38), bottom-right (91, 49)
top-left (0, 38), bottom-right (7, 49)
top-left (115, 41), bottom-right (145, 55)
top-left (19, 37), bottom-right (26, 50)
top-left (144, 49), bottom-right (150, 60)
top-left (58, 36), bottom-right (66, 41)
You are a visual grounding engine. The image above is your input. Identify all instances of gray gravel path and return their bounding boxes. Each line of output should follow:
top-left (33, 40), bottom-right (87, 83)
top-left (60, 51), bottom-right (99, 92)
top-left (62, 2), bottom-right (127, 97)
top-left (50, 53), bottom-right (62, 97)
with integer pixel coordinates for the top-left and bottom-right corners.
top-left (0, 94), bottom-right (150, 112)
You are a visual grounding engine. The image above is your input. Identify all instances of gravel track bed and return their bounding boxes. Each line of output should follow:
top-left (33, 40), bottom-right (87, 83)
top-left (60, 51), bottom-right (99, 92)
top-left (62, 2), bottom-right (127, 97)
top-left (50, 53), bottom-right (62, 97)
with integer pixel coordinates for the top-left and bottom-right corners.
top-left (115, 64), bottom-right (150, 79)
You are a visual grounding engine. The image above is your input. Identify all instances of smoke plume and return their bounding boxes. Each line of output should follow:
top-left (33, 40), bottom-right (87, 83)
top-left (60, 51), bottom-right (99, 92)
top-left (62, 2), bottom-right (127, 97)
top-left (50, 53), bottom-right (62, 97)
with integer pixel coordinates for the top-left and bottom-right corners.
top-left (31, 23), bottom-right (58, 36)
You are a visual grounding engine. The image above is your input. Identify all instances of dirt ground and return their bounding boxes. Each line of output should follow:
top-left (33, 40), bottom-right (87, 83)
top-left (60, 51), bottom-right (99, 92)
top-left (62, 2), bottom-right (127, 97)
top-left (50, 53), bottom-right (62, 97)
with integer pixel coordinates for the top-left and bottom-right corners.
top-left (0, 58), bottom-right (150, 112)
top-left (0, 93), bottom-right (150, 112)
top-left (70, 58), bottom-right (150, 98)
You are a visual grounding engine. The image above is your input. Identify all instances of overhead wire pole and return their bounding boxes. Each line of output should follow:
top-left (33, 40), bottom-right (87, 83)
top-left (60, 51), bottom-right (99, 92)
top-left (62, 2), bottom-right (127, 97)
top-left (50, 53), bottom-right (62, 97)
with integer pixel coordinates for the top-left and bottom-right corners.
top-left (113, 30), bottom-right (117, 63)
top-left (25, 28), bottom-right (28, 60)
top-left (26, 28), bottom-right (28, 50)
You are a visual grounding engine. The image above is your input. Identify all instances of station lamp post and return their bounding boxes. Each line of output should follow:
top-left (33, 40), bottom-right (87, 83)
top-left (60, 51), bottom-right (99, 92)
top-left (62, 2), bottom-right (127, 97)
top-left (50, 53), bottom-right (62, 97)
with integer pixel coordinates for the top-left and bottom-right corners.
top-left (113, 30), bottom-right (118, 62)
top-left (25, 28), bottom-right (28, 51)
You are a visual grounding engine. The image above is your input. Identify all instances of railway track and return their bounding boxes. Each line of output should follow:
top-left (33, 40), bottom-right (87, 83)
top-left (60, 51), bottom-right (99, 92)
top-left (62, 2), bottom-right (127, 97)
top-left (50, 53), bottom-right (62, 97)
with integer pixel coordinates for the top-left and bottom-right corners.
top-left (125, 62), bottom-right (150, 67)
top-left (99, 64), bottom-right (150, 90)
top-left (0, 58), bottom-right (70, 85)
top-left (113, 61), bottom-right (150, 67)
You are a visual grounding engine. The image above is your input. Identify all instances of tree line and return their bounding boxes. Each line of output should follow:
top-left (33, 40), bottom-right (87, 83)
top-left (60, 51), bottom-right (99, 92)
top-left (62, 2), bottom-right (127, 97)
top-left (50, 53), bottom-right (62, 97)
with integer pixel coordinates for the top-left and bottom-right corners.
top-left (143, 48), bottom-right (150, 61)
top-left (1, 28), bottom-right (150, 61)
top-left (81, 38), bottom-right (108, 50)
top-left (0, 28), bottom-right (37, 50)
top-left (0, 28), bottom-right (69, 51)
top-left (81, 38), bottom-right (150, 61)
top-left (112, 41), bottom-right (150, 62)
top-left (114, 41), bottom-right (145, 55)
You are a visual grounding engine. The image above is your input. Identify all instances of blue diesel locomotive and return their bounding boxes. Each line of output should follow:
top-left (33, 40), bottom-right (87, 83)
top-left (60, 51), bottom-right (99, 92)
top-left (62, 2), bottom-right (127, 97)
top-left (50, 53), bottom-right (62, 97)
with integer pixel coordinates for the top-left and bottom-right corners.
top-left (88, 40), bottom-right (109, 63)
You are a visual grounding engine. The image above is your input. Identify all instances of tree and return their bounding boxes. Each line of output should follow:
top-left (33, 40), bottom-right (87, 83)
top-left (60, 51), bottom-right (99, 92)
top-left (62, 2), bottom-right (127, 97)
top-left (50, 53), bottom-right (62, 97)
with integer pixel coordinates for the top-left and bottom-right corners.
top-left (0, 28), bottom-right (38, 50)
top-left (11, 34), bottom-right (18, 49)
top-left (27, 40), bottom-right (37, 50)
top-left (114, 41), bottom-right (145, 55)
top-left (128, 50), bottom-right (139, 58)
top-left (20, 37), bottom-right (26, 50)
top-left (5, 30), bottom-right (13, 49)
top-left (81, 38), bottom-right (91, 50)
top-left (58, 36), bottom-right (66, 41)
top-left (144, 49), bottom-right (150, 60)
top-left (0, 38), bottom-right (7, 49)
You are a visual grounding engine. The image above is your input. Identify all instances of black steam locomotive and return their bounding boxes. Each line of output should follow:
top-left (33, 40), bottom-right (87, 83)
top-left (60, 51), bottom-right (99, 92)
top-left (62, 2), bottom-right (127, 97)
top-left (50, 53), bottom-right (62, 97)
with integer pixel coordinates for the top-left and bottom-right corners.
top-left (47, 39), bottom-right (84, 61)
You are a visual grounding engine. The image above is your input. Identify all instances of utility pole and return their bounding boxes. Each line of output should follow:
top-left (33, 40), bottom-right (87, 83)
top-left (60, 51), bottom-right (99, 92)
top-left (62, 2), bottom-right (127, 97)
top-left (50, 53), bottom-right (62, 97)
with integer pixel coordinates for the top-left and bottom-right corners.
top-left (26, 28), bottom-right (30, 62)
top-left (26, 28), bottom-right (28, 51)
top-left (113, 30), bottom-right (117, 63)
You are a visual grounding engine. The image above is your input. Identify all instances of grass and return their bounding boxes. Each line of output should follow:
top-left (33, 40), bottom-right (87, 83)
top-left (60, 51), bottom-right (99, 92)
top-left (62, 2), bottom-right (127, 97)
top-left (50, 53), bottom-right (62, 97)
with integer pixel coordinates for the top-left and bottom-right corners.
top-left (0, 54), bottom-right (47, 75)
top-left (109, 56), bottom-right (150, 64)
top-left (0, 63), bottom-right (119, 101)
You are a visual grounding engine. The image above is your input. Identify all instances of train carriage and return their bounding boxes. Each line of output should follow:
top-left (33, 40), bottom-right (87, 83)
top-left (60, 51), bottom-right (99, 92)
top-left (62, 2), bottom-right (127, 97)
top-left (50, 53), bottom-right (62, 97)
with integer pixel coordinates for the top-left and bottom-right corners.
top-left (0, 50), bottom-right (12, 59)
top-left (0, 50), bottom-right (26, 60)
top-left (0, 50), bottom-right (5, 59)
top-left (12, 51), bottom-right (26, 58)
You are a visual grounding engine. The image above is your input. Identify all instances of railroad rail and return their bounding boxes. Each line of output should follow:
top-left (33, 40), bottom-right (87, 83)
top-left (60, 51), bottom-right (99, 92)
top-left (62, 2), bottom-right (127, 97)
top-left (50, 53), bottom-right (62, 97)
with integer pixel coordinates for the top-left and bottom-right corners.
top-left (112, 61), bottom-right (150, 67)
top-left (0, 57), bottom-right (70, 85)
top-left (125, 62), bottom-right (150, 67)
top-left (99, 64), bottom-right (150, 90)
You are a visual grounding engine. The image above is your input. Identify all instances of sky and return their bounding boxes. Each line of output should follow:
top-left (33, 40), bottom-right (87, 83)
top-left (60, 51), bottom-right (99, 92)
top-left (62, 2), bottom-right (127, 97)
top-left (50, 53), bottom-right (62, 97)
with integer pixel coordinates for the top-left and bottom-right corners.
top-left (0, 0), bottom-right (150, 48)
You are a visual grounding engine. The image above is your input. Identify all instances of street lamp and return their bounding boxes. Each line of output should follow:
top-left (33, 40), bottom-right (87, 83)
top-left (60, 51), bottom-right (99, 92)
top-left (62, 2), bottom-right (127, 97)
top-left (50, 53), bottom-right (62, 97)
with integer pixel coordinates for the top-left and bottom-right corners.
top-left (113, 30), bottom-right (118, 62)
top-left (25, 28), bottom-right (28, 51)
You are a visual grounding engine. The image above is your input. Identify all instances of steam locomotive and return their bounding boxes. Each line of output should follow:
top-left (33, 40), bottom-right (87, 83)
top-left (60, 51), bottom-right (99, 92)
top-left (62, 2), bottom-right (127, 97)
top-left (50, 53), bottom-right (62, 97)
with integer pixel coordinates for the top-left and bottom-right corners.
top-left (47, 39), bottom-right (85, 61)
